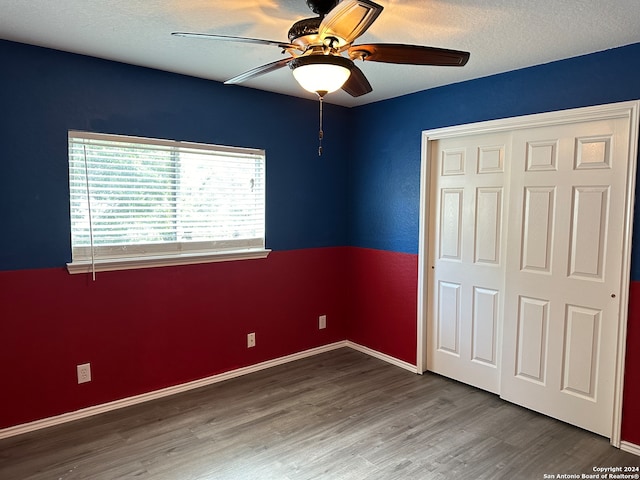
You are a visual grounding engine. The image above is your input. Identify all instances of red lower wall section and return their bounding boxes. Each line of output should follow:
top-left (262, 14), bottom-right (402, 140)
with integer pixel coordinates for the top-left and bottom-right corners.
top-left (622, 281), bottom-right (640, 445)
top-left (2, 246), bottom-right (640, 446)
top-left (346, 248), bottom-right (418, 365)
top-left (0, 248), bottom-right (349, 430)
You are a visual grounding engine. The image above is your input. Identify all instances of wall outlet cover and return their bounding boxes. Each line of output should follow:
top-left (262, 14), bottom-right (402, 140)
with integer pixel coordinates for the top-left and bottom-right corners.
top-left (77, 363), bottom-right (91, 384)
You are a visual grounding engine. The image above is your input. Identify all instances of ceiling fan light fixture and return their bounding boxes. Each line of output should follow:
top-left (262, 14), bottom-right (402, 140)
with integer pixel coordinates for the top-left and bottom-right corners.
top-left (290, 55), bottom-right (352, 95)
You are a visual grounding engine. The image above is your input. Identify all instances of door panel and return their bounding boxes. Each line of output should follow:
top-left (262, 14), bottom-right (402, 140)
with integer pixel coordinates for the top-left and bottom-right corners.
top-left (521, 186), bottom-right (555, 272)
top-left (440, 189), bottom-right (463, 260)
top-left (437, 281), bottom-right (461, 354)
top-left (472, 287), bottom-right (498, 366)
top-left (568, 186), bottom-right (608, 280)
top-left (475, 188), bottom-right (502, 264)
top-left (562, 304), bottom-right (600, 399)
top-left (427, 133), bottom-right (509, 394)
top-left (500, 118), bottom-right (629, 436)
top-left (515, 295), bottom-right (549, 384)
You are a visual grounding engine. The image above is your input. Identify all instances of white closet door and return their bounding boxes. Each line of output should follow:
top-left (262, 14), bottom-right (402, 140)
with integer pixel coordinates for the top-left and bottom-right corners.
top-left (500, 117), bottom-right (631, 436)
top-left (427, 132), bottom-right (510, 394)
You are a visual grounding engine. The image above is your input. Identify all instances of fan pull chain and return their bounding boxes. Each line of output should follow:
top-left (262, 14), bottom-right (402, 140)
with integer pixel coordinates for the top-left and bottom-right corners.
top-left (318, 94), bottom-right (324, 156)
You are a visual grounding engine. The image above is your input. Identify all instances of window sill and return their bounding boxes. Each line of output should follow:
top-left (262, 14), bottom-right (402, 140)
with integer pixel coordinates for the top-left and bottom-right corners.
top-left (66, 248), bottom-right (271, 274)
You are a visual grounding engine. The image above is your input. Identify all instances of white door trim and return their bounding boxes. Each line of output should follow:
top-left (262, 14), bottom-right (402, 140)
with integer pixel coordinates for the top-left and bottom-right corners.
top-left (417, 100), bottom-right (640, 447)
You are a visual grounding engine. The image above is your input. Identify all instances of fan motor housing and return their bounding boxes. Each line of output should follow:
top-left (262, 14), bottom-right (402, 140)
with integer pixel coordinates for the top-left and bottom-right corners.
top-left (288, 17), bottom-right (322, 44)
top-left (289, 0), bottom-right (340, 46)
top-left (306, 0), bottom-right (339, 15)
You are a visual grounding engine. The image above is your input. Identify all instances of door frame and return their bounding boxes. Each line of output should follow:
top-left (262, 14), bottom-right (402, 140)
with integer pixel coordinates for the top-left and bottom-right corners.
top-left (416, 100), bottom-right (640, 447)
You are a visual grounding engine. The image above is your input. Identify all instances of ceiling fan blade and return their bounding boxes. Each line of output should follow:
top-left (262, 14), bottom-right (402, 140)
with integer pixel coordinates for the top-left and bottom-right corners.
top-left (318, 0), bottom-right (383, 45)
top-left (342, 64), bottom-right (372, 97)
top-left (171, 32), bottom-right (297, 50)
top-left (225, 57), bottom-right (293, 85)
top-left (349, 43), bottom-right (470, 66)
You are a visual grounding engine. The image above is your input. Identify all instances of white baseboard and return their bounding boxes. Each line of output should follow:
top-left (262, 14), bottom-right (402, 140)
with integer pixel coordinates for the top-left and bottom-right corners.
top-left (346, 341), bottom-right (418, 373)
top-left (0, 341), bottom-right (414, 440)
top-left (620, 441), bottom-right (640, 456)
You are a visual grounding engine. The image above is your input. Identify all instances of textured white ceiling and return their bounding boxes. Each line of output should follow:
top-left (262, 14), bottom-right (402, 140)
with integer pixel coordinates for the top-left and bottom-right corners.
top-left (1, 0), bottom-right (639, 107)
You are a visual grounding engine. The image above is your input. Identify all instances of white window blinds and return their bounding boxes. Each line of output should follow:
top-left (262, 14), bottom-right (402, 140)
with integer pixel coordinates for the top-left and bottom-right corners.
top-left (67, 131), bottom-right (267, 273)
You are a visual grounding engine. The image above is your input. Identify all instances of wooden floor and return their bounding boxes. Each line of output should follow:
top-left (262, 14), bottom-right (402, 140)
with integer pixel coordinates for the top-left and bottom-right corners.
top-left (1, 348), bottom-right (638, 480)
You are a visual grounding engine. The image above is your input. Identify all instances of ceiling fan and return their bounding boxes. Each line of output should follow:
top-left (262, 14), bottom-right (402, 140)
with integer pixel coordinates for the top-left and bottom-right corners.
top-left (172, 0), bottom-right (470, 154)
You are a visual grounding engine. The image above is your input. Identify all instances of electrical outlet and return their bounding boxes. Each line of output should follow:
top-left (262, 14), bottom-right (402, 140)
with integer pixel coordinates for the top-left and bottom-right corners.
top-left (77, 363), bottom-right (91, 384)
top-left (247, 332), bottom-right (256, 348)
top-left (319, 315), bottom-right (327, 329)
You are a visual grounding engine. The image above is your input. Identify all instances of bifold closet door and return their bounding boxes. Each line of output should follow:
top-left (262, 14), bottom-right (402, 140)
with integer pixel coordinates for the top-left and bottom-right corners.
top-left (426, 109), bottom-right (634, 437)
top-left (427, 132), bottom-right (510, 394)
top-left (500, 117), bottom-right (631, 436)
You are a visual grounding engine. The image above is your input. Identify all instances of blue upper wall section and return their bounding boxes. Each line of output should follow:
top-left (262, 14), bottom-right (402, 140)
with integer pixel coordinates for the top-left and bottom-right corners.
top-left (3, 39), bottom-right (640, 275)
top-left (0, 40), bottom-right (351, 270)
top-left (348, 43), bottom-right (640, 258)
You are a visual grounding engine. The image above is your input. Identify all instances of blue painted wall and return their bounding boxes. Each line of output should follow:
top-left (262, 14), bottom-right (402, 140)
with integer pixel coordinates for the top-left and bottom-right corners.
top-left (5, 39), bottom-right (639, 273)
top-left (348, 42), bottom-right (640, 266)
top-left (0, 39), bottom-right (351, 271)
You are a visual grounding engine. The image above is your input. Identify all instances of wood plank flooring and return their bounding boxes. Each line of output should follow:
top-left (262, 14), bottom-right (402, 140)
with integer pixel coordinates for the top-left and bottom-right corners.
top-left (1, 348), bottom-right (638, 479)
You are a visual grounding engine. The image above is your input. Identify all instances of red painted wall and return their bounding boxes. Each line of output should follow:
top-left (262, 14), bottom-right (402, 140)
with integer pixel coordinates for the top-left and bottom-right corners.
top-left (3, 246), bottom-right (640, 446)
top-left (0, 248), bottom-right (349, 429)
top-left (346, 248), bottom-right (418, 365)
top-left (622, 281), bottom-right (640, 445)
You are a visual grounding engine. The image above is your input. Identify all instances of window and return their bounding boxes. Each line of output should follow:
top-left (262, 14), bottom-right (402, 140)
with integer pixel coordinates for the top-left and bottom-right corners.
top-left (67, 131), bottom-right (268, 274)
